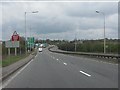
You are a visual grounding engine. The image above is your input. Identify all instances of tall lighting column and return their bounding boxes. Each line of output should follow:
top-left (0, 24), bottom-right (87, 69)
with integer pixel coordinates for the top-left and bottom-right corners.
top-left (24, 11), bottom-right (38, 54)
top-left (96, 10), bottom-right (106, 54)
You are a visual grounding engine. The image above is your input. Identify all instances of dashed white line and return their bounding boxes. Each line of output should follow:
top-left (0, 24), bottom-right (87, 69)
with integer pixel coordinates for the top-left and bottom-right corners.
top-left (63, 62), bottom-right (67, 65)
top-left (56, 59), bottom-right (59, 61)
top-left (3, 59), bottom-right (33, 88)
top-left (79, 70), bottom-right (91, 77)
top-left (35, 55), bottom-right (38, 58)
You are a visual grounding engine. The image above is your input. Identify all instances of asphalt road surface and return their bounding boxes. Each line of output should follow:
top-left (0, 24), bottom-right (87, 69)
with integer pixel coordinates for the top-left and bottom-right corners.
top-left (3, 48), bottom-right (118, 88)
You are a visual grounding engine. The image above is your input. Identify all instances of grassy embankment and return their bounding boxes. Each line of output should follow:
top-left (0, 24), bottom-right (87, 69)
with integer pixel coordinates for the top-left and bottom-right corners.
top-left (2, 49), bottom-right (37, 67)
top-left (2, 54), bottom-right (29, 67)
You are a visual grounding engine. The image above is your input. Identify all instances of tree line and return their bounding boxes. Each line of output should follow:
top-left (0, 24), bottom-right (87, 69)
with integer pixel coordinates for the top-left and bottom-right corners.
top-left (54, 39), bottom-right (119, 54)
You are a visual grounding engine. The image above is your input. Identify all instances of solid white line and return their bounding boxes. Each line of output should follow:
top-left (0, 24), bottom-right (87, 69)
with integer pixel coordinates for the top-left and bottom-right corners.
top-left (100, 61), bottom-right (118, 65)
top-left (0, 82), bottom-right (2, 90)
top-left (79, 70), bottom-right (91, 77)
top-left (63, 63), bottom-right (67, 65)
top-left (3, 59), bottom-right (33, 88)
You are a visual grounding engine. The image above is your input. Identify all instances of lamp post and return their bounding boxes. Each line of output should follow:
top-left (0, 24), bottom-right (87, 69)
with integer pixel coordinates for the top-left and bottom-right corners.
top-left (29, 26), bottom-right (32, 52)
top-left (24, 11), bottom-right (38, 54)
top-left (75, 34), bottom-right (77, 52)
top-left (96, 10), bottom-right (106, 54)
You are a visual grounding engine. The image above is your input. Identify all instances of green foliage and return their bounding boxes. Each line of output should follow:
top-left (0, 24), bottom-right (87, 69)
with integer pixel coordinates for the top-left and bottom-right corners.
top-left (2, 54), bottom-right (29, 67)
top-left (57, 39), bottom-right (118, 54)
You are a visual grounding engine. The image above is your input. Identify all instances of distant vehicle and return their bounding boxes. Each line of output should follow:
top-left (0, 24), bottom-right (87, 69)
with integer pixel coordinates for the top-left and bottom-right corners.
top-left (40, 44), bottom-right (43, 47)
top-left (40, 43), bottom-right (48, 48)
top-left (38, 48), bottom-right (42, 52)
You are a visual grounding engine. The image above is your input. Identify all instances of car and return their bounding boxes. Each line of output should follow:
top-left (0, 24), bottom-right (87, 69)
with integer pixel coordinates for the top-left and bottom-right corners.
top-left (38, 48), bottom-right (42, 52)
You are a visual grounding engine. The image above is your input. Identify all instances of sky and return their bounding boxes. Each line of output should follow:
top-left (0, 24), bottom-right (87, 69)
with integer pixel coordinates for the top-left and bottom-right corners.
top-left (0, 1), bottom-right (118, 41)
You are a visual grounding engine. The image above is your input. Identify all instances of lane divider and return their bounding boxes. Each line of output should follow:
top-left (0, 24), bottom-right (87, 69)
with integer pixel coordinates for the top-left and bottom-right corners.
top-left (79, 70), bottom-right (91, 77)
top-left (46, 53), bottom-right (92, 78)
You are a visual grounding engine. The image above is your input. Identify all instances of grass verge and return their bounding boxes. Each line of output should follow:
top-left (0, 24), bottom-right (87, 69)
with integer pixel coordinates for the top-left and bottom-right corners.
top-left (2, 54), bottom-right (29, 67)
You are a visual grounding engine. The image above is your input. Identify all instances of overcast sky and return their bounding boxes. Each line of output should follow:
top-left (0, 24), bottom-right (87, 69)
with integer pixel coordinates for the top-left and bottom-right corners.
top-left (1, 1), bottom-right (118, 41)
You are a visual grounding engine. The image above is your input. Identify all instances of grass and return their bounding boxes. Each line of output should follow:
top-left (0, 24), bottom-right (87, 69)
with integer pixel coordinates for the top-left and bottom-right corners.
top-left (2, 54), bottom-right (29, 67)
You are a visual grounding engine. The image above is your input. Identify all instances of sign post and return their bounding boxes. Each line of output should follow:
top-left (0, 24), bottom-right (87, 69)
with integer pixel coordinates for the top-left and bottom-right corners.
top-left (15, 48), bottom-right (17, 56)
top-left (5, 31), bottom-right (20, 56)
top-left (12, 31), bottom-right (20, 56)
top-left (8, 48), bottom-right (10, 56)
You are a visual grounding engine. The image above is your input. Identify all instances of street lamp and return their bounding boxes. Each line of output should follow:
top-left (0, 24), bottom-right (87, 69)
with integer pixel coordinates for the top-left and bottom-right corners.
top-left (96, 10), bottom-right (106, 54)
top-left (25, 11), bottom-right (38, 54)
top-left (75, 34), bottom-right (77, 52)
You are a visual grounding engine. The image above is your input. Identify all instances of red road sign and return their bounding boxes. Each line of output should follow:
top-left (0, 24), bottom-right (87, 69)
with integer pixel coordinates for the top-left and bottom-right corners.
top-left (11, 31), bottom-right (20, 41)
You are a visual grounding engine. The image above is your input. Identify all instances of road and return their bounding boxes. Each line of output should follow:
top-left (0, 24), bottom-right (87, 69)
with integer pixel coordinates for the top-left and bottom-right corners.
top-left (3, 47), bottom-right (118, 88)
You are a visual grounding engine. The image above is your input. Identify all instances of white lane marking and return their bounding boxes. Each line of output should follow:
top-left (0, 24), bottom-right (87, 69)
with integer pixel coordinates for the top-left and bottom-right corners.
top-left (56, 59), bottom-right (59, 61)
top-left (84, 58), bottom-right (118, 66)
top-left (0, 85), bottom-right (2, 90)
top-left (3, 59), bottom-right (34, 88)
top-left (63, 62), bottom-right (67, 65)
top-left (100, 61), bottom-right (118, 65)
top-left (35, 55), bottom-right (37, 58)
top-left (79, 70), bottom-right (91, 77)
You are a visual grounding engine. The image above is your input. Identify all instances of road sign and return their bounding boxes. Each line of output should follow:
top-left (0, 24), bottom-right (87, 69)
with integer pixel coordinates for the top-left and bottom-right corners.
top-left (5, 41), bottom-right (19, 48)
top-left (11, 31), bottom-right (20, 41)
top-left (27, 37), bottom-right (35, 48)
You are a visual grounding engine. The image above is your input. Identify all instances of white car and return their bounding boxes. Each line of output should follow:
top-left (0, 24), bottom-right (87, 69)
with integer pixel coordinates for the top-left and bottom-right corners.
top-left (38, 48), bottom-right (42, 52)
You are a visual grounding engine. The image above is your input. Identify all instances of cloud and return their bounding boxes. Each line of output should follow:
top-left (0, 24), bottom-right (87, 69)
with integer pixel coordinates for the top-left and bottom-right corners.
top-left (1, 2), bottom-right (118, 40)
top-left (63, 2), bottom-right (118, 18)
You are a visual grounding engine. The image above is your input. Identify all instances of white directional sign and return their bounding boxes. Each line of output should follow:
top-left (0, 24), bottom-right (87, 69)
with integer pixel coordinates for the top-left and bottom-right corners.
top-left (5, 41), bottom-right (20, 48)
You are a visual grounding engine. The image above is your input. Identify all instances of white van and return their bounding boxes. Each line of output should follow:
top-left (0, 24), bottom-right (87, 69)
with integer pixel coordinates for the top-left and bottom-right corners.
top-left (38, 48), bottom-right (42, 52)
